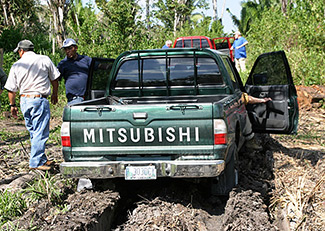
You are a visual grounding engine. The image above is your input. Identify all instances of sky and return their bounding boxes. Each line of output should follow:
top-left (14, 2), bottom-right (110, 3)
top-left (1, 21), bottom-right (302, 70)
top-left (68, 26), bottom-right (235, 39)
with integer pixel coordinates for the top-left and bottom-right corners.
top-left (81, 0), bottom-right (243, 34)
top-left (201, 0), bottom-right (242, 34)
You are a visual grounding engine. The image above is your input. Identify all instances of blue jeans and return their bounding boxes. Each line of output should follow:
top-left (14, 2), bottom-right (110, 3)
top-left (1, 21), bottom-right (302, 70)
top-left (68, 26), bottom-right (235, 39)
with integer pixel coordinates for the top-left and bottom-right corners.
top-left (20, 97), bottom-right (50, 168)
top-left (67, 96), bottom-right (84, 105)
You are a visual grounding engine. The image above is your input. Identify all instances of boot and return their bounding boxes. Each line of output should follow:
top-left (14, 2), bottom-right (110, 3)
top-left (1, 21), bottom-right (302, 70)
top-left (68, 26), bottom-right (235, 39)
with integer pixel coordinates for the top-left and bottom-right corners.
top-left (245, 137), bottom-right (263, 151)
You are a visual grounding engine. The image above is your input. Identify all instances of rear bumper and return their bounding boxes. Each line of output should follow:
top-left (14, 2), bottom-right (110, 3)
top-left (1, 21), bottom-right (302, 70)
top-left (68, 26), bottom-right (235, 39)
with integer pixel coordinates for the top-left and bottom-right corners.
top-left (60, 160), bottom-right (225, 179)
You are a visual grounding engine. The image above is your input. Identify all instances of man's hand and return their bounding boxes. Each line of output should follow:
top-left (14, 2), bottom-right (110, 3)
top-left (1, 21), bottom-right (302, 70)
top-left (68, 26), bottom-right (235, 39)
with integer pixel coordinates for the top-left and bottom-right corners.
top-left (263, 97), bottom-right (272, 103)
top-left (50, 79), bottom-right (59, 105)
top-left (8, 91), bottom-right (18, 118)
top-left (51, 94), bottom-right (58, 105)
top-left (11, 106), bottom-right (18, 119)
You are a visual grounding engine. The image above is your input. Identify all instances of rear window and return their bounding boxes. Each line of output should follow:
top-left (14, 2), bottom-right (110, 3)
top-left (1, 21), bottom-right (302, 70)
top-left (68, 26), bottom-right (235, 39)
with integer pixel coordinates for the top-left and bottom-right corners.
top-left (114, 57), bottom-right (223, 88)
top-left (174, 38), bottom-right (211, 48)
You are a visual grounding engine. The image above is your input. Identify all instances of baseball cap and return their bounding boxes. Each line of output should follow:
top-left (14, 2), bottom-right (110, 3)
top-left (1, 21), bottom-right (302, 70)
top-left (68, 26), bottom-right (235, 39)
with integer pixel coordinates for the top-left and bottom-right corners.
top-left (234, 31), bottom-right (241, 35)
top-left (13, 40), bottom-right (34, 52)
top-left (62, 38), bottom-right (77, 48)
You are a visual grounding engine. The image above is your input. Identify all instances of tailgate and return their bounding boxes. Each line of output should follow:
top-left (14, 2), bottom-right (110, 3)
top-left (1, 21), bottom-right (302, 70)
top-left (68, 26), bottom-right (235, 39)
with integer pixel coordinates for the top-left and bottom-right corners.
top-left (68, 103), bottom-right (214, 159)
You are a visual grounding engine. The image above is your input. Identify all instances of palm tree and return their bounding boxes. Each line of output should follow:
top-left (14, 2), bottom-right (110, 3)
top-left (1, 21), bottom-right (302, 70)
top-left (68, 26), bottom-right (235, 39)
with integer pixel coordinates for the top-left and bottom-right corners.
top-left (227, 0), bottom-right (272, 34)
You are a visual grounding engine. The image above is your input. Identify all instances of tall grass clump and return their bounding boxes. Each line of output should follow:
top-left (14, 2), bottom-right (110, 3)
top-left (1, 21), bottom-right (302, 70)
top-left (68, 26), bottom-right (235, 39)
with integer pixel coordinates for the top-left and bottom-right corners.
top-left (0, 190), bottom-right (27, 225)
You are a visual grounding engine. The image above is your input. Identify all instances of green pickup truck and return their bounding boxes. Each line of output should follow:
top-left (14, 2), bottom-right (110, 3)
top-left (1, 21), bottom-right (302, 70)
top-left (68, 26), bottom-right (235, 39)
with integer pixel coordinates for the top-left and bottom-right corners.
top-left (60, 48), bottom-right (298, 194)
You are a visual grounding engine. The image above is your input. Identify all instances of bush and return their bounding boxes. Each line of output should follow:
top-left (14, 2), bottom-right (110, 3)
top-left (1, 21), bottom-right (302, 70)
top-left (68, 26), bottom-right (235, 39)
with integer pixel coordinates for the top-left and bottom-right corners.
top-left (246, 3), bottom-right (324, 86)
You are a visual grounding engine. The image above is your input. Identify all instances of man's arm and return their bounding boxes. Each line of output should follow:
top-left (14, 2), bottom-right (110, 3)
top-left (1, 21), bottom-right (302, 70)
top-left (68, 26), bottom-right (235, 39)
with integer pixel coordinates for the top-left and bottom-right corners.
top-left (8, 90), bottom-right (18, 118)
top-left (236, 41), bottom-right (248, 49)
top-left (248, 95), bottom-right (271, 104)
top-left (50, 79), bottom-right (59, 105)
top-left (241, 93), bottom-right (272, 104)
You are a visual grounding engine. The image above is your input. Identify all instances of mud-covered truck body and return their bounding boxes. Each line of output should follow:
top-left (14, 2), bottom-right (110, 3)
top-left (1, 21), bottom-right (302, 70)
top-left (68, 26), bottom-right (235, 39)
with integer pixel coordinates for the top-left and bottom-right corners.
top-left (60, 49), bottom-right (298, 193)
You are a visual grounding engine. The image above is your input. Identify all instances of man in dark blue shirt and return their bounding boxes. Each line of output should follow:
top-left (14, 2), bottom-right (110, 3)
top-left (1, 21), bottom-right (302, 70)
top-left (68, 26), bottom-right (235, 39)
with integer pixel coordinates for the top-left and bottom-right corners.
top-left (58, 38), bottom-right (92, 105)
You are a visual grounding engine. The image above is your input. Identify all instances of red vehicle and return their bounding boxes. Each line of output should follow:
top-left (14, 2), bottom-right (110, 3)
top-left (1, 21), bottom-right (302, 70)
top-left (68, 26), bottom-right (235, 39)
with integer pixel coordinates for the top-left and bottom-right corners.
top-left (213, 37), bottom-right (234, 61)
top-left (173, 36), bottom-right (234, 61)
top-left (173, 36), bottom-right (216, 49)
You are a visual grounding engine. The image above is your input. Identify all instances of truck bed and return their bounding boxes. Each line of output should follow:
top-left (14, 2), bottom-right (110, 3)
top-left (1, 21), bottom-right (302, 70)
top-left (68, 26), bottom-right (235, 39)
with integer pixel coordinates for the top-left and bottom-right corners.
top-left (73, 94), bottom-right (231, 106)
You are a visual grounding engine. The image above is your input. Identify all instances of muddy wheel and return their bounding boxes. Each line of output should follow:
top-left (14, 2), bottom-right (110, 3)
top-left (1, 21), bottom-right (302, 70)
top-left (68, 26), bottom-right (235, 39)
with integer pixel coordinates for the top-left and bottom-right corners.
top-left (211, 145), bottom-right (238, 196)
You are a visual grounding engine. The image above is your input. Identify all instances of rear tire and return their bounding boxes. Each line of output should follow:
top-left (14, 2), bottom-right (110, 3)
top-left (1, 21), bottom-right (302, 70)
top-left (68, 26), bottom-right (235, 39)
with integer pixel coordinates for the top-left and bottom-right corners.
top-left (211, 145), bottom-right (238, 196)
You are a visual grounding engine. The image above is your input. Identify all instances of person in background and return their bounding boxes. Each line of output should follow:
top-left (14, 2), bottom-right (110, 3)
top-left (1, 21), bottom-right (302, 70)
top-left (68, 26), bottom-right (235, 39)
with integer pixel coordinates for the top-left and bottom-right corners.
top-left (231, 31), bottom-right (248, 72)
top-left (5, 39), bottom-right (60, 171)
top-left (162, 40), bottom-right (173, 49)
top-left (57, 38), bottom-right (92, 105)
top-left (0, 67), bottom-right (7, 95)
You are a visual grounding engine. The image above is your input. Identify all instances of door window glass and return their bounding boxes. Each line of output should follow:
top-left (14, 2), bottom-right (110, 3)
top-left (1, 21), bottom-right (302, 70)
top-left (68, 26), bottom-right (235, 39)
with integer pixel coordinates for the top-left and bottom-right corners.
top-left (250, 53), bottom-right (288, 85)
top-left (197, 58), bottom-right (223, 85)
top-left (115, 60), bottom-right (139, 87)
top-left (201, 39), bottom-right (210, 48)
top-left (222, 57), bottom-right (239, 89)
top-left (91, 59), bottom-right (114, 90)
top-left (143, 59), bottom-right (166, 87)
top-left (175, 40), bottom-right (183, 48)
top-left (192, 39), bottom-right (201, 48)
top-left (169, 58), bottom-right (194, 86)
top-left (184, 39), bottom-right (192, 48)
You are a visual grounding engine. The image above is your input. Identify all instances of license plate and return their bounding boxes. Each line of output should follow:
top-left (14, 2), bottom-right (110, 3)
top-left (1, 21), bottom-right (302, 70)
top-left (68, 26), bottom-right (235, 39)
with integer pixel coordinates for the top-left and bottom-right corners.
top-left (125, 166), bottom-right (157, 180)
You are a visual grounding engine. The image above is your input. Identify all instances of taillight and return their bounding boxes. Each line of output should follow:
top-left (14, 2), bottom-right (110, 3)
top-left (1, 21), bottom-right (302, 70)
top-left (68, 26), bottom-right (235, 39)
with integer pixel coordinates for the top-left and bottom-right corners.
top-left (61, 122), bottom-right (71, 147)
top-left (214, 119), bottom-right (227, 145)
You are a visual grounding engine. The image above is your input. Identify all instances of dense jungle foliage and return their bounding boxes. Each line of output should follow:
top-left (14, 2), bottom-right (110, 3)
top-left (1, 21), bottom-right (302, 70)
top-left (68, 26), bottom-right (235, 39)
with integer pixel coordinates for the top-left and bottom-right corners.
top-left (0, 0), bottom-right (324, 112)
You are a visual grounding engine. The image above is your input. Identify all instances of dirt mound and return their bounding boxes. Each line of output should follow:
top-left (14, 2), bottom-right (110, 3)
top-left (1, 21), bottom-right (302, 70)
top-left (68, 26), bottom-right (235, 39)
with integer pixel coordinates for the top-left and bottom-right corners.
top-left (114, 197), bottom-right (220, 231)
top-left (5, 189), bottom-right (120, 231)
top-left (222, 189), bottom-right (277, 231)
top-left (296, 85), bottom-right (325, 110)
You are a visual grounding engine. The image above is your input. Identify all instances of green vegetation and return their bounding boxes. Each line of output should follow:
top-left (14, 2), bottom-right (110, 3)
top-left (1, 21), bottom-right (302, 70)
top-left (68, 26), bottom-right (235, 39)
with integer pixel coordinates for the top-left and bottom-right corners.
top-left (24, 172), bottom-right (69, 204)
top-left (246, 1), bottom-right (324, 86)
top-left (0, 172), bottom-right (75, 227)
top-left (0, 190), bottom-right (27, 225)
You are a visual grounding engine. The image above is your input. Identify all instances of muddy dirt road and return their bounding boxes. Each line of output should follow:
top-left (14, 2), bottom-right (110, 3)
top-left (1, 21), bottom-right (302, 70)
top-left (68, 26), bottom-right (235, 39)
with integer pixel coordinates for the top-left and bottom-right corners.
top-left (0, 108), bottom-right (324, 231)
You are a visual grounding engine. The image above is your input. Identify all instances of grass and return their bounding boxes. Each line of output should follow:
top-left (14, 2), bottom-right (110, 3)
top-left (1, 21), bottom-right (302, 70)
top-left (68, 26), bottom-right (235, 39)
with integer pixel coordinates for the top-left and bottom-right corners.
top-left (24, 171), bottom-right (67, 204)
top-left (0, 129), bottom-right (29, 143)
top-left (0, 190), bottom-right (27, 226)
top-left (48, 125), bottom-right (62, 145)
top-left (0, 172), bottom-right (75, 229)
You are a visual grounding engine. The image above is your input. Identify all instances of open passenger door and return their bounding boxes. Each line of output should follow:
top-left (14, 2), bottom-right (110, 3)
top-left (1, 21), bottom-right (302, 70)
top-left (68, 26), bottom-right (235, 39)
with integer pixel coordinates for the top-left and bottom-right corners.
top-left (245, 51), bottom-right (299, 134)
top-left (85, 57), bottom-right (115, 100)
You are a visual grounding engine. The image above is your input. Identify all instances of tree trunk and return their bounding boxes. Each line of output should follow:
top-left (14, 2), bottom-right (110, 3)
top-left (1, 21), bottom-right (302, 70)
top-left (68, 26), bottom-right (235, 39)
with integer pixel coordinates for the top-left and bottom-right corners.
top-left (10, 12), bottom-right (15, 26)
top-left (220, 0), bottom-right (226, 22)
top-left (75, 13), bottom-right (81, 35)
top-left (146, 0), bottom-right (150, 29)
top-left (47, 0), bottom-right (70, 48)
top-left (1, 0), bottom-right (8, 26)
top-left (213, 0), bottom-right (217, 21)
top-left (281, 0), bottom-right (288, 15)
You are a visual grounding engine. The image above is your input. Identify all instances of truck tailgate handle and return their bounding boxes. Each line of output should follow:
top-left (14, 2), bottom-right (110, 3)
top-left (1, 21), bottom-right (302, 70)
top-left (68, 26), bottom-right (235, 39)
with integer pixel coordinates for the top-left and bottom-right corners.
top-left (167, 105), bottom-right (203, 114)
top-left (81, 106), bottom-right (115, 116)
top-left (133, 112), bottom-right (148, 119)
top-left (167, 105), bottom-right (203, 111)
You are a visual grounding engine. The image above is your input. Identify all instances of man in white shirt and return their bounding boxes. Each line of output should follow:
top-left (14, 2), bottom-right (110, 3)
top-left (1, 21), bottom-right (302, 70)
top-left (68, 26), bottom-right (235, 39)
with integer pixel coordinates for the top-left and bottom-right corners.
top-left (5, 40), bottom-right (60, 171)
